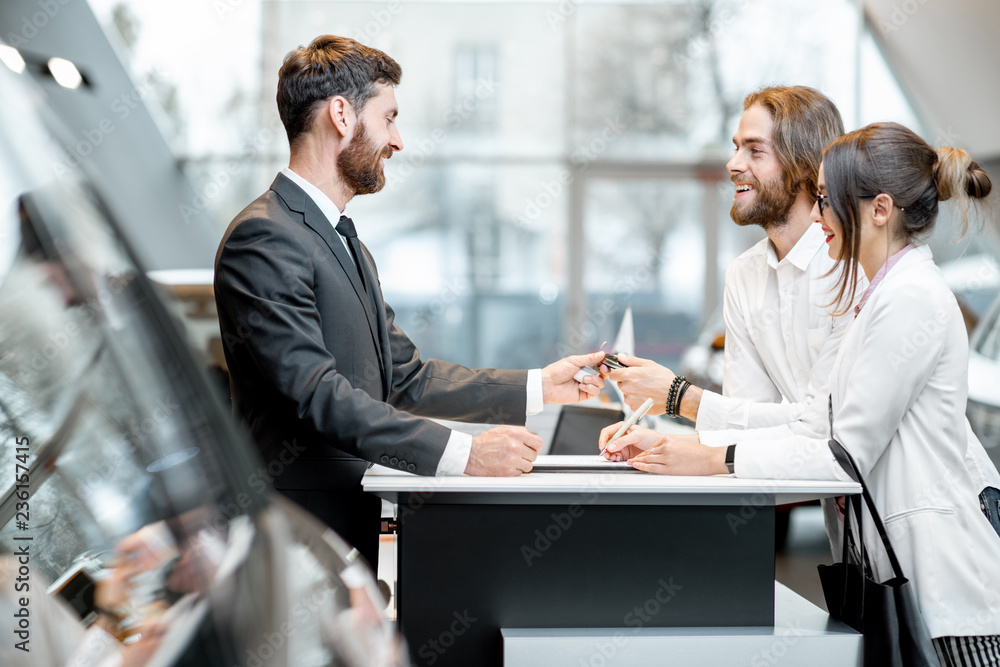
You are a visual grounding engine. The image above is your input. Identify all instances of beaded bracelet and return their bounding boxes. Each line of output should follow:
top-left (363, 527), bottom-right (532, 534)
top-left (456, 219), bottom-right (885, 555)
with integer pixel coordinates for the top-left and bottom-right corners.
top-left (665, 375), bottom-right (687, 417)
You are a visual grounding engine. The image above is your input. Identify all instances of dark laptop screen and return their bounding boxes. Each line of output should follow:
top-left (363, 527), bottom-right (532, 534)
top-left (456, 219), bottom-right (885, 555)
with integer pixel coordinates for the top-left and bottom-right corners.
top-left (549, 406), bottom-right (625, 456)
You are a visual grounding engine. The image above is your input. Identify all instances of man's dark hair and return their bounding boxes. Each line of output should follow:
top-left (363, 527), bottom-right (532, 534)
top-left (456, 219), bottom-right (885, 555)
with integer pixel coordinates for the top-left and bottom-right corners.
top-left (277, 35), bottom-right (402, 148)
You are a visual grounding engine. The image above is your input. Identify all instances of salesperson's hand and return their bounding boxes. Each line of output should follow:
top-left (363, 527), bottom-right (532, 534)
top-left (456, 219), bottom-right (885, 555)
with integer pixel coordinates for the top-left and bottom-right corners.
top-left (606, 354), bottom-right (675, 416)
top-left (628, 435), bottom-right (728, 476)
top-left (541, 351), bottom-right (607, 403)
top-left (466, 425), bottom-right (543, 476)
top-left (598, 423), bottom-right (663, 462)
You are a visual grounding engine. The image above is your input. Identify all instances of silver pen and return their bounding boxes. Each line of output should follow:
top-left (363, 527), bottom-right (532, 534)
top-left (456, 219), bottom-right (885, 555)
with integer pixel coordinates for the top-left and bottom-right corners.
top-left (606, 397), bottom-right (654, 447)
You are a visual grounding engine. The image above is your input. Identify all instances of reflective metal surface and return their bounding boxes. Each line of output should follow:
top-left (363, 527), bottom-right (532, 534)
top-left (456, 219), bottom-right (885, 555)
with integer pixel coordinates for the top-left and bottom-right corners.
top-left (0, 63), bottom-right (404, 666)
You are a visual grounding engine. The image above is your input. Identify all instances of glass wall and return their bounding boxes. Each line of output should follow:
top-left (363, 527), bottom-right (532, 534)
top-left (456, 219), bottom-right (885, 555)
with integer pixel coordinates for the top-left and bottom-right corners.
top-left (87, 0), bottom-right (975, 370)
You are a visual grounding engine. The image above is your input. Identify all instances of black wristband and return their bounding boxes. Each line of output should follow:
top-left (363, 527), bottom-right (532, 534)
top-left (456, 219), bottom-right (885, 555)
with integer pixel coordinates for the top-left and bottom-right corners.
top-left (725, 444), bottom-right (736, 474)
top-left (676, 380), bottom-right (692, 418)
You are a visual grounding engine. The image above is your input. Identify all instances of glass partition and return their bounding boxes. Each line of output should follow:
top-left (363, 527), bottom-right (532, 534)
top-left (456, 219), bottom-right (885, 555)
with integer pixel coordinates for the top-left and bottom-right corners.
top-left (88, 0), bottom-right (950, 369)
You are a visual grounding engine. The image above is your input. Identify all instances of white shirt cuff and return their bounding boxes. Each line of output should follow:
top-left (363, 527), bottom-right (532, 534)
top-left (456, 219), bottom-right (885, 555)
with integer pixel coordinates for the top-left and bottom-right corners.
top-left (436, 369), bottom-right (540, 476)
top-left (435, 429), bottom-right (473, 476)
top-left (699, 423), bottom-right (794, 447)
top-left (694, 389), bottom-right (724, 431)
top-left (695, 390), bottom-right (750, 431)
top-left (526, 368), bottom-right (544, 416)
top-left (733, 436), bottom-right (846, 481)
top-left (699, 429), bottom-right (741, 447)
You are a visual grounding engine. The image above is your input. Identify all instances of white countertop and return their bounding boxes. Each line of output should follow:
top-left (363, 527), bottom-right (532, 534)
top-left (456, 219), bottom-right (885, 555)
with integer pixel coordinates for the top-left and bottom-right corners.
top-left (363, 458), bottom-right (860, 506)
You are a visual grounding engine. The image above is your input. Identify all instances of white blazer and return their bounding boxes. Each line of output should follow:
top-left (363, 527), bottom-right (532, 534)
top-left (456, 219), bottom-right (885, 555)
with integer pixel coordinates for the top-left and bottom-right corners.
top-left (736, 244), bottom-right (1000, 639)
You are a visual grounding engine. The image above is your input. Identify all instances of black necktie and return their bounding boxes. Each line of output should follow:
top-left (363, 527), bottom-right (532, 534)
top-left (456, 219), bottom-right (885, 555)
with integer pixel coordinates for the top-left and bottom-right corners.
top-left (335, 214), bottom-right (366, 291)
top-left (336, 213), bottom-right (387, 391)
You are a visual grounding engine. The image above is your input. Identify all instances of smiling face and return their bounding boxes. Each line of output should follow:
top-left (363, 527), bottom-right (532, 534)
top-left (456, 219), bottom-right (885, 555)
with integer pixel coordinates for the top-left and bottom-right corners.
top-left (813, 163), bottom-right (842, 258)
top-left (725, 105), bottom-right (797, 230)
top-left (337, 83), bottom-right (403, 196)
top-left (815, 161), bottom-right (891, 275)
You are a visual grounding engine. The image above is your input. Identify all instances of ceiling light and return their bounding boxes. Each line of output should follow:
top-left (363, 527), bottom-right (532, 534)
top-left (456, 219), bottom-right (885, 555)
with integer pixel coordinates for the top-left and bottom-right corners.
top-left (0, 44), bottom-right (26, 74)
top-left (47, 57), bottom-right (82, 89)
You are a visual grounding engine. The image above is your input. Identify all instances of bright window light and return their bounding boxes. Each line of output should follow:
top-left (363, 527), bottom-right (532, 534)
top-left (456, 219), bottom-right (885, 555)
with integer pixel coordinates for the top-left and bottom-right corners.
top-left (0, 44), bottom-right (26, 74)
top-left (47, 57), bottom-right (83, 89)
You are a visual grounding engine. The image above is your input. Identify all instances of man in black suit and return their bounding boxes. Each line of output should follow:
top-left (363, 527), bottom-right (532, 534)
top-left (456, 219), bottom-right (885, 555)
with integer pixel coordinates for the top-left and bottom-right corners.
top-left (214, 35), bottom-right (605, 567)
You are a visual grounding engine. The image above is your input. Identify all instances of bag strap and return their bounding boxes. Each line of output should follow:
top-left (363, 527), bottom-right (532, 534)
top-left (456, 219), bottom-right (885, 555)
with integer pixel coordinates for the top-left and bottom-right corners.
top-left (830, 398), bottom-right (864, 568)
top-left (839, 485), bottom-right (872, 572)
top-left (827, 396), bottom-right (904, 579)
top-left (840, 491), bottom-right (852, 564)
top-left (847, 492), bottom-right (875, 577)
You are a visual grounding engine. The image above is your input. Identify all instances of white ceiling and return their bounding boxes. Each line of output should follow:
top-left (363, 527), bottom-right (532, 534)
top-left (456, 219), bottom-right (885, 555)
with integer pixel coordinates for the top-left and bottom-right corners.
top-left (865, 0), bottom-right (1000, 159)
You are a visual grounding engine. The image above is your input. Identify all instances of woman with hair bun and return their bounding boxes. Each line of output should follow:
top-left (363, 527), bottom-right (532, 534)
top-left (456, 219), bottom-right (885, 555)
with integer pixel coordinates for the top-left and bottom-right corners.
top-left (602, 122), bottom-right (1000, 664)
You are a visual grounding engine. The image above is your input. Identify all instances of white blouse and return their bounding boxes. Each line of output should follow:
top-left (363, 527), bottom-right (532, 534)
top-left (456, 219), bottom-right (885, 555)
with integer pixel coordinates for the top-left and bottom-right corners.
top-left (734, 244), bottom-right (1000, 639)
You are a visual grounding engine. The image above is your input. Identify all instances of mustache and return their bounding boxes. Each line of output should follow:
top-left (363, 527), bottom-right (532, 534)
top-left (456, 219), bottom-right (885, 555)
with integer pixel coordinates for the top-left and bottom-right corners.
top-left (380, 147), bottom-right (392, 160)
top-left (731, 175), bottom-right (760, 188)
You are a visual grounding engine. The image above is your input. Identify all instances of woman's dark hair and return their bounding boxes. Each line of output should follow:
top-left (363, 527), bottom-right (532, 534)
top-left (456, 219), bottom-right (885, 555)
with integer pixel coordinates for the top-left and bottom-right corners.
top-left (277, 35), bottom-right (402, 148)
top-left (822, 122), bottom-right (992, 312)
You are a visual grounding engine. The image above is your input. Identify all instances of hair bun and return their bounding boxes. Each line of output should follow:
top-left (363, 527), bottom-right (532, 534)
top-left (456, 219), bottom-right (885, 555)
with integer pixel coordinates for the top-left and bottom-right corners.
top-left (965, 160), bottom-right (993, 199)
top-left (936, 146), bottom-right (992, 201)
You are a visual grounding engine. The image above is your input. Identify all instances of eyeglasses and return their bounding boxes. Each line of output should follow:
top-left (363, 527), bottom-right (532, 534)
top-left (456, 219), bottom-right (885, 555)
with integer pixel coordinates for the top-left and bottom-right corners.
top-left (816, 194), bottom-right (831, 214)
top-left (815, 193), bottom-right (882, 215)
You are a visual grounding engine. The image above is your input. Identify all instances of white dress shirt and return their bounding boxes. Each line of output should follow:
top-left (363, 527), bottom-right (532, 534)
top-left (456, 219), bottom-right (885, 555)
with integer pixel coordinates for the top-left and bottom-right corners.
top-left (281, 168), bottom-right (353, 257)
top-left (281, 168), bottom-right (543, 475)
top-left (733, 245), bottom-right (1000, 638)
top-left (697, 223), bottom-right (854, 437)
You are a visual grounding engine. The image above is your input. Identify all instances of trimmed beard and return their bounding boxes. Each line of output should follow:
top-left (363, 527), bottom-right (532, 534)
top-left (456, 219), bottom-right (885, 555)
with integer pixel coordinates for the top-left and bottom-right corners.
top-left (338, 119), bottom-right (389, 196)
top-left (730, 175), bottom-right (796, 230)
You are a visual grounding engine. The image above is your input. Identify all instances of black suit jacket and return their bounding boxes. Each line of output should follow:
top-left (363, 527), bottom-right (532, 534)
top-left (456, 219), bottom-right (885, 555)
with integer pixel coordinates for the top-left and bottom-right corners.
top-left (214, 174), bottom-right (528, 491)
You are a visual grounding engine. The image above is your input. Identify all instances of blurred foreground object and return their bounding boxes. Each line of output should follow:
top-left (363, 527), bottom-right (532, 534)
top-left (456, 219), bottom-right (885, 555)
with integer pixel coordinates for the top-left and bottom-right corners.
top-left (0, 58), bottom-right (405, 667)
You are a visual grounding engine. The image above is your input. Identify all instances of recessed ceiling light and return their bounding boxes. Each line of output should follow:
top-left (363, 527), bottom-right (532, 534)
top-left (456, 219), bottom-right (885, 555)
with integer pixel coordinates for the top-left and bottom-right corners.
top-left (47, 57), bottom-right (83, 89)
top-left (0, 44), bottom-right (26, 74)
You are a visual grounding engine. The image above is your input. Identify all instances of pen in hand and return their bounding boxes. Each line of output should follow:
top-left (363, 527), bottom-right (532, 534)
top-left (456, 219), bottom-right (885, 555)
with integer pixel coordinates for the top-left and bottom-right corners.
top-left (604, 397), bottom-right (654, 449)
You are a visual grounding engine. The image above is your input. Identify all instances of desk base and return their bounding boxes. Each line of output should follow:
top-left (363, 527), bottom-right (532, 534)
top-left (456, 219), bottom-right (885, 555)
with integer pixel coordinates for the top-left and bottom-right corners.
top-left (502, 583), bottom-right (862, 667)
top-left (399, 501), bottom-right (775, 667)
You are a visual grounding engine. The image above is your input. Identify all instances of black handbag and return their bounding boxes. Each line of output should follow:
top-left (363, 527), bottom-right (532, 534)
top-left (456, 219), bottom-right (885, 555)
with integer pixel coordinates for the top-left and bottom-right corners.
top-left (817, 417), bottom-right (938, 667)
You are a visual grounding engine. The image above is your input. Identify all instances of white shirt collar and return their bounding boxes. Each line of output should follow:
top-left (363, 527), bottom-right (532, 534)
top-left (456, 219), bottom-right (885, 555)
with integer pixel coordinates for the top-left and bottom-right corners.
top-left (766, 222), bottom-right (826, 271)
top-left (280, 167), bottom-right (346, 232)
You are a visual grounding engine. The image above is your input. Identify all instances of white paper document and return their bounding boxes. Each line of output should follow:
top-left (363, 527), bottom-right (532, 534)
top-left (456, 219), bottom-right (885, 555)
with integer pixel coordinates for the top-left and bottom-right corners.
top-left (530, 455), bottom-right (638, 473)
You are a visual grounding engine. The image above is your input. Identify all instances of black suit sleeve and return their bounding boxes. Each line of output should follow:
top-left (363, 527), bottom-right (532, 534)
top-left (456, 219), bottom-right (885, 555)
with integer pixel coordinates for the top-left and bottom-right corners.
top-left (381, 298), bottom-right (529, 425)
top-left (216, 215), bottom-right (453, 474)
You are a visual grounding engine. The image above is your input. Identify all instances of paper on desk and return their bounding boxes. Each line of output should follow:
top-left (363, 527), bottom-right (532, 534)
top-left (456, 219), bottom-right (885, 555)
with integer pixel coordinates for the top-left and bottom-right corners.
top-left (531, 455), bottom-right (635, 472)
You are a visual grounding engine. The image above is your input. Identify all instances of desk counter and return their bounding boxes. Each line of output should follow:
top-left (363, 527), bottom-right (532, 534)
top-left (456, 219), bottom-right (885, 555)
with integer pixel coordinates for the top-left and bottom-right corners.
top-left (363, 466), bottom-right (860, 667)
